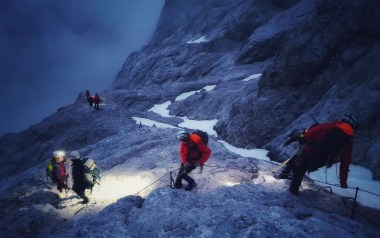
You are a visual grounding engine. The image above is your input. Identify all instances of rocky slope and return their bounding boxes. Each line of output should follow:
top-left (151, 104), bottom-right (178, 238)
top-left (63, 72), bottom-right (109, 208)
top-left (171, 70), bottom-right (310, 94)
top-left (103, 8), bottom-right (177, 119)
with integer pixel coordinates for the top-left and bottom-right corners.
top-left (0, 0), bottom-right (378, 189)
top-left (0, 1), bottom-right (380, 237)
top-left (114, 0), bottom-right (380, 178)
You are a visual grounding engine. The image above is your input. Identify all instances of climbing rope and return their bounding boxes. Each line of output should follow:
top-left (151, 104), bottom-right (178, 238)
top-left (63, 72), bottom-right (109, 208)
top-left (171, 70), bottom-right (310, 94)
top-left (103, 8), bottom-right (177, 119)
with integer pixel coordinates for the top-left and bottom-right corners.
top-left (132, 159), bottom-right (380, 199)
top-left (309, 179), bottom-right (380, 197)
top-left (128, 154), bottom-right (380, 221)
top-left (132, 161), bottom-right (261, 196)
top-left (133, 168), bottom-right (180, 196)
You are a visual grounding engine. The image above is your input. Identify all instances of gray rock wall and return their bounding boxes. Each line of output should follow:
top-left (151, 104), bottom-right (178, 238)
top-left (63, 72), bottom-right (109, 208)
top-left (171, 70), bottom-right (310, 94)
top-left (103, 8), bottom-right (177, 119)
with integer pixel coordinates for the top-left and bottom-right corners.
top-left (112, 0), bottom-right (380, 178)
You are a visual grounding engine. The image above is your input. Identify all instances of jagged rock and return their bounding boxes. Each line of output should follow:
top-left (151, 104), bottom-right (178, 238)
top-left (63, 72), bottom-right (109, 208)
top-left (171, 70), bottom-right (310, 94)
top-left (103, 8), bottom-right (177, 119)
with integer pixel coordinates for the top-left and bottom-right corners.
top-left (114, 0), bottom-right (380, 177)
top-left (0, 1), bottom-right (380, 236)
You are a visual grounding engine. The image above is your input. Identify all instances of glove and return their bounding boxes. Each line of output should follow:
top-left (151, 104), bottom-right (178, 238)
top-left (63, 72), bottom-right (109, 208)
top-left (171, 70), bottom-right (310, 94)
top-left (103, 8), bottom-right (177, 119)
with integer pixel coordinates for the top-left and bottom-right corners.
top-left (195, 162), bottom-right (203, 173)
top-left (284, 137), bottom-right (296, 146)
top-left (284, 129), bottom-right (306, 146)
top-left (340, 182), bottom-right (348, 189)
top-left (199, 165), bottom-right (203, 173)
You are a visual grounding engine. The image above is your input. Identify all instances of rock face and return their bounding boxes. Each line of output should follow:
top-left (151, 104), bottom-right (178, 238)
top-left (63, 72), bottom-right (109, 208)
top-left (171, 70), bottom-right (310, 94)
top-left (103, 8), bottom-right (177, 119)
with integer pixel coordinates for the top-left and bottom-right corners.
top-left (0, 1), bottom-right (379, 181)
top-left (113, 0), bottom-right (380, 178)
top-left (0, 1), bottom-right (380, 237)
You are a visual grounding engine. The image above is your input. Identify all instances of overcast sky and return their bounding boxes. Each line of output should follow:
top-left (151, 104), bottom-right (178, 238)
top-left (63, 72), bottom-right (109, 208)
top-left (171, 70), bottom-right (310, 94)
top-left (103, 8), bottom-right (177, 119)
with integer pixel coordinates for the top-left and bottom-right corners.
top-left (0, 0), bottom-right (164, 136)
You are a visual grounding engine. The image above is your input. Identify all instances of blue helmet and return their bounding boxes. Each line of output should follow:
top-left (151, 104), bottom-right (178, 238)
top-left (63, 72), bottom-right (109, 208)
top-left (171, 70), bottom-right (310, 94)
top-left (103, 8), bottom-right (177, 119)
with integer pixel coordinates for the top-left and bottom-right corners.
top-left (342, 114), bottom-right (358, 129)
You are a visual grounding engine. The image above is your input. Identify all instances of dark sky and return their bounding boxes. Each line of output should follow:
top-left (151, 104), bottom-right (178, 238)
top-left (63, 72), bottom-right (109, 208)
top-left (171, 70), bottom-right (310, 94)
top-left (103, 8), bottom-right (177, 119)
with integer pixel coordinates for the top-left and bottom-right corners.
top-left (0, 0), bottom-right (164, 136)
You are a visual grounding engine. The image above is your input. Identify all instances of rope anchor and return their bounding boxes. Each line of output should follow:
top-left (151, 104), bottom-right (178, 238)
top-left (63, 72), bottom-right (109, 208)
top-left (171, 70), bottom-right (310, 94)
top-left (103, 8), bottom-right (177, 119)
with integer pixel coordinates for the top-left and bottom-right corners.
top-left (342, 187), bottom-right (359, 219)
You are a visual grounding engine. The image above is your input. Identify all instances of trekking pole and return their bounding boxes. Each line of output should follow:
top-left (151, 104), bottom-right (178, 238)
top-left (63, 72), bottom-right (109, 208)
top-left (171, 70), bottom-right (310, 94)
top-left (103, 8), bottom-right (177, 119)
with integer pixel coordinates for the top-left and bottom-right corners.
top-left (309, 114), bottom-right (319, 125)
top-left (169, 171), bottom-right (175, 189)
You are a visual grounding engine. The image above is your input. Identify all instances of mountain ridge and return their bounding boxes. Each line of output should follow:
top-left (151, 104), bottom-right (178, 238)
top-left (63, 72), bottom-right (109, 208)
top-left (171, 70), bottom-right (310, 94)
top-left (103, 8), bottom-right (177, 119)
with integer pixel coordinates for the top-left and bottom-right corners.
top-left (0, 0), bottom-right (380, 237)
top-left (113, 0), bottom-right (380, 178)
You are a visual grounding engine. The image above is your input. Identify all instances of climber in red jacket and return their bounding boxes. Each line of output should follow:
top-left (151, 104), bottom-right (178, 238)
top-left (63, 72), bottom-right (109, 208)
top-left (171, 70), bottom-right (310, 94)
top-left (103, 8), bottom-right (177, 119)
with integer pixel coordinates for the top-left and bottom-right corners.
top-left (93, 93), bottom-right (102, 110)
top-left (51, 151), bottom-right (69, 193)
top-left (289, 114), bottom-right (358, 195)
top-left (174, 131), bottom-right (211, 191)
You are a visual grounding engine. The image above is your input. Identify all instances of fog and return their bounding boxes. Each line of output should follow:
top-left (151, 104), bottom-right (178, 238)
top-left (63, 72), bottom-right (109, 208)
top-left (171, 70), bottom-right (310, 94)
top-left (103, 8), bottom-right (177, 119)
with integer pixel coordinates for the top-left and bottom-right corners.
top-left (0, 0), bottom-right (164, 136)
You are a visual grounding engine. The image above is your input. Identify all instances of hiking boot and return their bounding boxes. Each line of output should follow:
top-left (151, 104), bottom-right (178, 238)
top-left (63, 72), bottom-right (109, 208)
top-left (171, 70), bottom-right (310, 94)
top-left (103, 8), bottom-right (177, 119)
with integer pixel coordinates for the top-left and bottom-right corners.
top-left (275, 173), bottom-right (291, 180)
top-left (185, 182), bottom-right (196, 191)
top-left (81, 197), bottom-right (89, 204)
top-left (174, 182), bottom-right (183, 189)
top-left (289, 186), bottom-right (299, 196)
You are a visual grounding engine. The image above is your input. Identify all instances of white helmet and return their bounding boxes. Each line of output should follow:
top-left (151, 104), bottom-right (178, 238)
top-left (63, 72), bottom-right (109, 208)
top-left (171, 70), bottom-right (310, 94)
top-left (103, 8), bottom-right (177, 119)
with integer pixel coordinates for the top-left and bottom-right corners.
top-left (52, 150), bottom-right (65, 158)
top-left (70, 151), bottom-right (80, 159)
top-left (53, 150), bottom-right (65, 162)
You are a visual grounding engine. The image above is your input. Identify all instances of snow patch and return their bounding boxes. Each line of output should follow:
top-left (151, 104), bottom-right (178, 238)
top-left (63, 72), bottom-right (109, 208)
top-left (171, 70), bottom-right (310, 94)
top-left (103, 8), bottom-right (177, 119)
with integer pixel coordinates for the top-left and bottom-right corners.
top-left (145, 85), bottom-right (219, 136)
top-left (186, 35), bottom-right (209, 44)
top-left (217, 140), bottom-right (270, 161)
top-left (242, 73), bottom-right (262, 81)
top-left (178, 118), bottom-right (218, 136)
top-left (175, 85), bottom-right (216, 101)
top-left (132, 117), bottom-right (177, 129)
top-left (148, 101), bottom-right (171, 117)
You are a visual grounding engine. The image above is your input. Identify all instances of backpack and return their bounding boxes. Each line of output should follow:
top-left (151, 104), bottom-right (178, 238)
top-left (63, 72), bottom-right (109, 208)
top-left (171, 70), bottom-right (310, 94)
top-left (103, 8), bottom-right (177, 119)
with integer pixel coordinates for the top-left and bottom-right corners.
top-left (81, 158), bottom-right (101, 189)
top-left (46, 160), bottom-right (54, 183)
top-left (192, 130), bottom-right (209, 145)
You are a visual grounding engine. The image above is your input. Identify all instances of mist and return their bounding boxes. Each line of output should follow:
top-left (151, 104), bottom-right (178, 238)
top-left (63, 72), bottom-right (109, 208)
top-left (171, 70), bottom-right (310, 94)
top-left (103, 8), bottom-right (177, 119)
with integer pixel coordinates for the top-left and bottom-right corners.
top-left (0, 0), bottom-right (164, 136)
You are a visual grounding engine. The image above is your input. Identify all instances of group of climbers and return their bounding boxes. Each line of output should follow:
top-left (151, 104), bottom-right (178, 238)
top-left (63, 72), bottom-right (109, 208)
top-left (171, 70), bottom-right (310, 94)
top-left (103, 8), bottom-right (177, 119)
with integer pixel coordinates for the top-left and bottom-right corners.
top-left (173, 114), bottom-right (358, 194)
top-left (47, 150), bottom-right (100, 204)
top-left (46, 130), bottom-right (210, 207)
top-left (173, 113), bottom-right (357, 195)
top-left (46, 113), bottom-right (357, 203)
top-left (85, 89), bottom-right (102, 110)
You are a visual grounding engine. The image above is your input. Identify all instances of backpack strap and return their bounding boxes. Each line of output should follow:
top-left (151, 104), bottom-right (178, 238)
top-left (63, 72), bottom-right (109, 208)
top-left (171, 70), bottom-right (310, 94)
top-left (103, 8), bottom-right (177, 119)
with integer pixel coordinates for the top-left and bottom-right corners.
top-left (85, 161), bottom-right (96, 171)
top-left (82, 158), bottom-right (96, 170)
top-left (186, 138), bottom-right (203, 162)
top-left (81, 158), bottom-right (101, 189)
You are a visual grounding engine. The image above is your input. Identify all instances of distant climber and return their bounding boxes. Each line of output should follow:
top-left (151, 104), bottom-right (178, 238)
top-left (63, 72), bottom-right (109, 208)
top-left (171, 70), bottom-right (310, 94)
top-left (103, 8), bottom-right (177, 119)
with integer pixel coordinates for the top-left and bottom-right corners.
top-left (49, 151), bottom-right (69, 193)
top-left (85, 88), bottom-right (93, 107)
top-left (69, 151), bottom-right (100, 204)
top-left (287, 114), bottom-right (358, 196)
top-left (174, 131), bottom-right (211, 191)
top-left (93, 93), bottom-right (102, 110)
